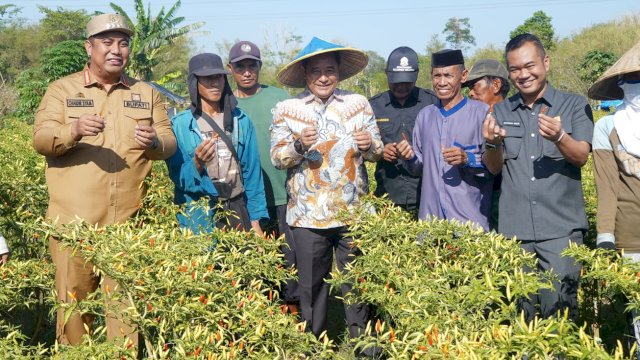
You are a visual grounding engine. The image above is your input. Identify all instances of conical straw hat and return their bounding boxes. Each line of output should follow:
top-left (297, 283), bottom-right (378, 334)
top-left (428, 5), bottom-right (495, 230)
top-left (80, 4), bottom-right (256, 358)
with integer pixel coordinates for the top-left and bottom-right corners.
top-left (588, 41), bottom-right (640, 100)
top-left (276, 37), bottom-right (368, 88)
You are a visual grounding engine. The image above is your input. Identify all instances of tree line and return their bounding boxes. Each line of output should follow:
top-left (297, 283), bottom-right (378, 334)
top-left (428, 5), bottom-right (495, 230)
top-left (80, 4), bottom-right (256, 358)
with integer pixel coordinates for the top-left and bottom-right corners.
top-left (1, 1), bottom-right (640, 124)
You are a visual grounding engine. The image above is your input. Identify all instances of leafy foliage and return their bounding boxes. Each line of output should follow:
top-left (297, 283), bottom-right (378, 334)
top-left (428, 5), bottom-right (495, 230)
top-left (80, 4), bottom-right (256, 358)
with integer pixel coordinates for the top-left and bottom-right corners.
top-left (13, 69), bottom-right (49, 124)
top-left (0, 82), bottom-right (17, 122)
top-left (37, 6), bottom-right (90, 43)
top-left (325, 197), bottom-right (624, 358)
top-left (510, 10), bottom-right (556, 50)
top-left (41, 40), bottom-right (87, 82)
top-left (548, 14), bottom-right (640, 97)
top-left (13, 40), bottom-right (86, 123)
top-left (110, 0), bottom-right (203, 81)
top-left (0, 4), bottom-right (21, 28)
top-left (579, 50), bottom-right (618, 86)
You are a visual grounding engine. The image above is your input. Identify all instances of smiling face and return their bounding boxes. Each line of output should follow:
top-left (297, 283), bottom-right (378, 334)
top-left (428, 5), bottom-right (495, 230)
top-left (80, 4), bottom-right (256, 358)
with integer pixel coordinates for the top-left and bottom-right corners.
top-left (431, 64), bottom-right (467, 106)
top-left (506, 41), bottom-right (550, 104)
top-left (304, 53), bottom-right (339, 102)
top-left (85, 31), bottom-right (130, 83)
top-left (197, 74), bottom-right (225, 105)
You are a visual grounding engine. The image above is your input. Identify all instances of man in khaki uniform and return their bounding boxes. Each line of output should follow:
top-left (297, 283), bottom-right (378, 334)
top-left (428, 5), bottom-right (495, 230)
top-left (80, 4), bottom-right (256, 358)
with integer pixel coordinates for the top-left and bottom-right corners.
top-left (33, 13), bottom-right (176, 346)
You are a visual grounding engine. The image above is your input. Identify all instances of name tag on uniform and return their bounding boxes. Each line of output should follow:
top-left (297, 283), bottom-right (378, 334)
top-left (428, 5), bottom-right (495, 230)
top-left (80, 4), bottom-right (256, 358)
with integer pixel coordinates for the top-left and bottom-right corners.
top-left (503, 121), bottom-right (521, 127)
top-left (124, 100), bottom-right (150, 109)
top-left (376, 118), bottom-right (389, 122)
top-left (66, 99), bottom-right (94, 107)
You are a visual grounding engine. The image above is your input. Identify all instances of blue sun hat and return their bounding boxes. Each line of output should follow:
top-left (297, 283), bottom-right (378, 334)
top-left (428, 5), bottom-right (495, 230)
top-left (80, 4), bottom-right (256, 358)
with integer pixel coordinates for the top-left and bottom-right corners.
top-left (276, 37), bottom-right (368, 88)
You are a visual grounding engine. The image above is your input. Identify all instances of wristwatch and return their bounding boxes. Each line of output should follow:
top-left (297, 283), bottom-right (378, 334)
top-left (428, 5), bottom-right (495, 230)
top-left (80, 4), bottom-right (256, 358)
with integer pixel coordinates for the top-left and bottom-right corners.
top-left (294, 138), bottom-right (305, 154)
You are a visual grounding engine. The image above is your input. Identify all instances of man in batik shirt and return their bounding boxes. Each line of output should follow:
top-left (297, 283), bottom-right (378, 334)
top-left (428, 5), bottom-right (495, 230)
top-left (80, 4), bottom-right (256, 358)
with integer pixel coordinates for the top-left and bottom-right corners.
top-left (271, 37), bottom-right (382, 348)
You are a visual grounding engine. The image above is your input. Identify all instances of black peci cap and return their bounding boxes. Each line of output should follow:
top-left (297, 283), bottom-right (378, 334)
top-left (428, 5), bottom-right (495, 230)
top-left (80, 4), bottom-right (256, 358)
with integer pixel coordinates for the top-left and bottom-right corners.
top-left (431, 49), bottom-right (464, 68)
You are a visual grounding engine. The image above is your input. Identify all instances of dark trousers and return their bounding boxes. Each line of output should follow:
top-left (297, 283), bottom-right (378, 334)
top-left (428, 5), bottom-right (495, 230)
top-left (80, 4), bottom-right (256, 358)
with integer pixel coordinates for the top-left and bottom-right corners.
top-left (518, 231), bottom-right (583, 322)
top-left (268, 205), bottom-right (299, 303)
top-left (291, 226), bottom-right (370, 338)
top-left (216, 194), bottom-right (251, 232)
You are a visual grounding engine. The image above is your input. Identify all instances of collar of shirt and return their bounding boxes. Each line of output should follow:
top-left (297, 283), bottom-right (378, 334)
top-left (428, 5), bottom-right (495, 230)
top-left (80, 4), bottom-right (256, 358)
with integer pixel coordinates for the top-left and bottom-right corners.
top-left (83, 65), bottom-right (130, 89)
top-left (385, 87), bottom-right (420, 107)
top-left (510, 82), bottom-right (556, 111)
top-left (299, 88), bottom-right (346, 105)
top-left (437, 96), bottom-right (468, 117)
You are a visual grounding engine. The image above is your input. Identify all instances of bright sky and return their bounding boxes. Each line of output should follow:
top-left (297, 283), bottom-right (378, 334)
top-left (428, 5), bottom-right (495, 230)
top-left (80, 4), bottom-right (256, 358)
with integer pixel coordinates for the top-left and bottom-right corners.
top-left (13, 0), bottom-right (640, 59)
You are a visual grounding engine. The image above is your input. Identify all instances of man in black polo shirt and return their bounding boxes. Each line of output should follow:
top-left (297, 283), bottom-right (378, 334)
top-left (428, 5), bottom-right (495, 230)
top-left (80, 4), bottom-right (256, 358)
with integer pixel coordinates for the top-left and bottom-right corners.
top-left (482, 33), bottom-right (593, 321)
top-left (370, 47), bottom-right (437, 212)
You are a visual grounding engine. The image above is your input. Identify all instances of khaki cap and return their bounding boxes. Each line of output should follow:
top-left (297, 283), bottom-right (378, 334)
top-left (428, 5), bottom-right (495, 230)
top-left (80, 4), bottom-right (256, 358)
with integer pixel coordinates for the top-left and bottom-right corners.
top-left (464, 59), bottom-right (509, 86)
top-left (588, 40), bottom-right (640, 100)
top-left (86, 13), bottom-right (134, 38)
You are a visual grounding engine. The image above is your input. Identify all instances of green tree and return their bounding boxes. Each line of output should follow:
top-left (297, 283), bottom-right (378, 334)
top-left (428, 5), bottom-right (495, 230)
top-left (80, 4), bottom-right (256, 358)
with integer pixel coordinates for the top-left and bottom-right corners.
top-left (0, 5), bottom-right (40, 83)
top-left (152, 35), bottom-right (194, 97)
top-left (426, 34), bottom-right (446, 55)
top-left (14, 40), bottom-right (87, 122)
top-left (41, 40), bottom-right (87, 81)
top-left (0, 23), bottom-right (43, 83)
top-left (442, 17), bottom-right (475, 51)
top-left (353, 50), bottom-right (387, 98)
top-left (578, 50), bottom-right (617, 85)
top-left (38, 6), bottom-right (90, 43)
top-left (110, 0), bottom-right (203, 81)
top-left (258, 28), bottom-right (303, 87)
top-left (510, 10), bottom-right (555, 50)
top-left (0, 4), bottom-right (21, 28)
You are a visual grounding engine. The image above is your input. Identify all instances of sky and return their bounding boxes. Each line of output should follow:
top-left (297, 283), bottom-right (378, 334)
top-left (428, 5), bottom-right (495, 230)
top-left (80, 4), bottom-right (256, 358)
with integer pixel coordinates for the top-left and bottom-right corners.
top-left (11, 0), bottom-right (640, 59)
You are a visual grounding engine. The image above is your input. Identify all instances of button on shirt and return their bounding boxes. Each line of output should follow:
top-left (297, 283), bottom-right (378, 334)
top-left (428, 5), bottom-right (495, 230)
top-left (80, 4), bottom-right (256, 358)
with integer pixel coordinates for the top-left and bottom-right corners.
top-left (493, 84), bottom-right (593, 240)
top-left (369, 87), bottom-right (438, 208)
top-left (271, 89), bottom-right (383, 229)
top-left (33, 67), bottom-right (177, 226)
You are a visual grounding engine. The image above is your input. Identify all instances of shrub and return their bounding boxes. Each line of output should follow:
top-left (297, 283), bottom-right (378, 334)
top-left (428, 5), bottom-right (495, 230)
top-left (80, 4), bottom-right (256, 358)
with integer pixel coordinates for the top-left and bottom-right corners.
top-left (0, 82), bottom-right (18, 123)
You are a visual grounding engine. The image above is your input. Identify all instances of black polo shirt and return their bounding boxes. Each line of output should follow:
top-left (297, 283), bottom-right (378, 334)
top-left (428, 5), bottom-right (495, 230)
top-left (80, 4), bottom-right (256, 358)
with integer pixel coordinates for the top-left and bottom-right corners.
top-left (493, 84), bottom-right (594, 240)
top-left (369, 87), bottom-right (438, 209)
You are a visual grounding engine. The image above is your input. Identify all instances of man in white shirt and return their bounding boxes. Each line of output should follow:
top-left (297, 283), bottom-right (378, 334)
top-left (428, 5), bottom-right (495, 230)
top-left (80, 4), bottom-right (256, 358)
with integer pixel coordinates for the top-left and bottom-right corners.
top-left (0, 232), bottom-right (9, 263)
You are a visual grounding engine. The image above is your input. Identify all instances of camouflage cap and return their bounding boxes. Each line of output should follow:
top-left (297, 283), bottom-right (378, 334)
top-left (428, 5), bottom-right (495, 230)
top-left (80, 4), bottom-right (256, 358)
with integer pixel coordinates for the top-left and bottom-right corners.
top-left (86, 13), bottom-right (133, 38)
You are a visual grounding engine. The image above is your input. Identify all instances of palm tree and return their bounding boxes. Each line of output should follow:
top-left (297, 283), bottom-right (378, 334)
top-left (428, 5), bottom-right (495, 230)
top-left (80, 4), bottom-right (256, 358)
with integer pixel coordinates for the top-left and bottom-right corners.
top-left (110, 0), bottom-right (202, 81)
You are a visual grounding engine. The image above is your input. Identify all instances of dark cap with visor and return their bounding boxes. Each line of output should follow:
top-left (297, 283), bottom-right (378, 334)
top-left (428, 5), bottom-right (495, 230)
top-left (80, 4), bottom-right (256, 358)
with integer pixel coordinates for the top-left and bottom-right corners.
top-left (386, 46), bottom-right (419, 83)
top-left (188, 53), bottom-right (229, 77)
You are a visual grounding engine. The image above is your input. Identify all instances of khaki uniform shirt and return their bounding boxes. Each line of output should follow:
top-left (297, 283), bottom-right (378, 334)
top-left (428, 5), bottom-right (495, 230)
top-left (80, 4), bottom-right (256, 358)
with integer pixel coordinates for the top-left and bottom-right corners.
top-left (33, 67), bottom-right (177, 226)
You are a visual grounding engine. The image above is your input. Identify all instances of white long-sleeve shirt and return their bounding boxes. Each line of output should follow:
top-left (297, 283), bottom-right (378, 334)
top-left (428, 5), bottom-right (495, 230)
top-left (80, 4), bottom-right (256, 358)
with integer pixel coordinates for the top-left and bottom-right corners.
top-left (0, 232), bottom-right (9, 255)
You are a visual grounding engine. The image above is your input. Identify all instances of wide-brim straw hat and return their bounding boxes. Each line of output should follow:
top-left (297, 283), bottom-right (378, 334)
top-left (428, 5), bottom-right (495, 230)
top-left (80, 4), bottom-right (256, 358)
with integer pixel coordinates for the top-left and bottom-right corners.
top-left (276, 37), bottom-right (368, 88)
top-left (588, 40), bottom-right (640, 100)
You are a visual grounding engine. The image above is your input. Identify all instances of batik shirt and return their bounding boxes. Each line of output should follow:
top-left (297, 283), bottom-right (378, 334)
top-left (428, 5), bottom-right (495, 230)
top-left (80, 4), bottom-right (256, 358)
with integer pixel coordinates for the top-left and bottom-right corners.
top-left (271, 89), bottom-right (383, 229)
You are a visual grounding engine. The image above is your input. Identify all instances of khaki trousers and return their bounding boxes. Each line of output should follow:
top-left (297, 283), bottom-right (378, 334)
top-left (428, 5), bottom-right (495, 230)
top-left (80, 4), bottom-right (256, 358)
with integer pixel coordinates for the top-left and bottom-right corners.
top-left (49, 237), bottom-right (140, 347)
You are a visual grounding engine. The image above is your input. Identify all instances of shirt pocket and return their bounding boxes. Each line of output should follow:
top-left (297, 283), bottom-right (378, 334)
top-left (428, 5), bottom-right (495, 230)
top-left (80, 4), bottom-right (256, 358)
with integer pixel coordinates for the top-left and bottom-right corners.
top-left (65, 107), bottom-right (104, 147)
top-left (502, 125), bottom-right (524, 159)
top-left (542, 113), bottom-right (572, 159)
top-left (124, 111), bottom-right (153, 148)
